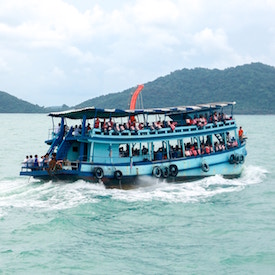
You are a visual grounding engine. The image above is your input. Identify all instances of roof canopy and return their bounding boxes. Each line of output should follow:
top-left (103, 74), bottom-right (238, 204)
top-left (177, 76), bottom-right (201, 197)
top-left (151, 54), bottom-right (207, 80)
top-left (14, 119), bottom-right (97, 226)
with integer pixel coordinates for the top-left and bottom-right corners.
top-left (49, 102), bottom-right (236, 120)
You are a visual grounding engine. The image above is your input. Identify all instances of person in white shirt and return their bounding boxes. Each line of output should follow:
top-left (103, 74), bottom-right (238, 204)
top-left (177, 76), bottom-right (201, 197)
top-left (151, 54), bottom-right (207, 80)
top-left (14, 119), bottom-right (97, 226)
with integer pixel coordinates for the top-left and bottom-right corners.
top-left (54, 123), bottom-right (61, 135)
top-left (27, 155), bottom-right (34, 167)
top-left (23, 156), bottom-right (29, 167)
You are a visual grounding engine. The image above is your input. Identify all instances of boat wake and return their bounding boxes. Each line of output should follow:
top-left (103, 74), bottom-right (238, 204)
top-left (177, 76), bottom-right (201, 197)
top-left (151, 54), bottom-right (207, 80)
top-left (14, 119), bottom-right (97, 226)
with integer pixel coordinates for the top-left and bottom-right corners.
top-left (0, 165), bottom-right (267, 216)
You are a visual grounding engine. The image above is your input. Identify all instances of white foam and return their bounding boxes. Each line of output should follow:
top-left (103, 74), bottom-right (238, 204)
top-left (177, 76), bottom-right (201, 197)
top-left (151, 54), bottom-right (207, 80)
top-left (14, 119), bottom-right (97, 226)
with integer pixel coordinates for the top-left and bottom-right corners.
top-left (0, 165), bottom-right (267, 210)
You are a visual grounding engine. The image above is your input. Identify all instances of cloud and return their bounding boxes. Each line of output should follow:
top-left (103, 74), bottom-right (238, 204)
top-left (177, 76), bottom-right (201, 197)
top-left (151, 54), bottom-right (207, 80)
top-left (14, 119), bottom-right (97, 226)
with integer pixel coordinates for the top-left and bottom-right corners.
top-left (0, 57), bottom-right (10, 72)
top-left (0, 0), bottom-right (274, 106)
top-left (193, 28), bottom-right (229, 54)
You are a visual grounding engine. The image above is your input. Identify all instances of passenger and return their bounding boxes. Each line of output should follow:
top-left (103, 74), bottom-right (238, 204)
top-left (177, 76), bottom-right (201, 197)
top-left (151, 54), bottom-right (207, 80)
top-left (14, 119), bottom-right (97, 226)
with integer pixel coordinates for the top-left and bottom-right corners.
top-left (120, 124), bottom-right (125, 132)
top-left (43, 153), bottom-right (50, 166)
top-left (197, 115), bottom-right (204, 128)
top-left (130, 119), bottom-right (136, 132)
top-left (156, 149), bottom-right (163, 160)
top-left (150, 123), bottom-right (155, 131)
top-left (186, 118), bottom-right (191, 125)
top-left (191, 116), bottom-right (197, 125)
top-left (213, 112), bottom-right (218, 124)
top-left (238, 126), bottom-right (244, 142)
top-left (185, 150), bottom-right (191, 157)
top-left (74, 125), bottom-right (79, 136)
top-left (175, 145), bottom-right (181, 157)
top-left (142, 146), bottom-right (148, 155)
top-left (54, 123), bottom-right (61, 135)
top-left (94, 117), bottom-right (100, 128)
top-left (167, 120), bottom-right (177, 131)
top-left (202, 115), bottom-right (207, 126)
top-left (56, 159), bottom-right (63, 170)
top-left (102, 119), bottom-right (108, 133)
top-left (27, 155), bottom-right (34, 167)
top-left (107, 119), bottom-right (113, 131)
top-left (78, 125), bottom-right (82, 135)
top-left (124, 122), bottom-right (130, 130)
top-left (33, 154), bottom-right (39, 169)
top-left (48, 153), bottom-right (57, 171)
top-left (64, 124), bottom-right (69, 135)
top-left (200, 144), bottom-right (205, 154)
top-left (23, 155), bottom-right (29, 167)
top-left (153, 121), bottom-right (161, 130)
top-left (86, 123), bottom-right (91, 132)
top-left (226, 132), bottom-right (230, 143)
top-left (38, 155), bottom-right (44, 167)
top-left (205, 145), bottom-right (210, 154)
top-left (134, 120), bottom-right (139, 131)
top-left (119, 147), bottom-right (123, 157)
top-left (113, 123), bottom-right (120, 132)
top-left (138, 123), bottom-right (144, 130)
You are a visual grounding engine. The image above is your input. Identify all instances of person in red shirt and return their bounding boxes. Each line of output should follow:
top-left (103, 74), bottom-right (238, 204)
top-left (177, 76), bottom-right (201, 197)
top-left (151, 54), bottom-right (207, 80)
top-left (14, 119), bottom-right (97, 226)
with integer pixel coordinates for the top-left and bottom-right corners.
top-left (238, 126), bottom-right (244, 142)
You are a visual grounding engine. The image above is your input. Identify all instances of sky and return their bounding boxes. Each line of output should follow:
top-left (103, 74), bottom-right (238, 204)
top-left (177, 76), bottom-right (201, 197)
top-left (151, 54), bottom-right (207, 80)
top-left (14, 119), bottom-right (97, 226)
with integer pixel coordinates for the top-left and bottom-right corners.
top-left (0, 0), bottom-right (274, 107)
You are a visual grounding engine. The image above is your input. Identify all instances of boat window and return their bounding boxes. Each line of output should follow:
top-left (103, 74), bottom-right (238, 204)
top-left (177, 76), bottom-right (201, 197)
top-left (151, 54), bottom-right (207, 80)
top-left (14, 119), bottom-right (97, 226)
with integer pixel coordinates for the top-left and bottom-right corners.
top-left (226, 130), bottom-right (238, 148)
top-left (131, 143), bottom-right (140, 156)
top-left (119, 144), bottom-right (129, 157)
top-left (168, 139), bottom-right (183, 158)
top-left (152, 140), bottom-right (168, 161)
top-left (140, 142), bottom-right (149, 155)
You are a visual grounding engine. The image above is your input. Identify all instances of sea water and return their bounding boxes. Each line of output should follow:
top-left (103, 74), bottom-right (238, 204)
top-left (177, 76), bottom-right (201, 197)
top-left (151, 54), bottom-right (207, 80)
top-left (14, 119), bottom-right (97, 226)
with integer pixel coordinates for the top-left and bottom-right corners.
top-left (0, 114), bottom-right (274, 275)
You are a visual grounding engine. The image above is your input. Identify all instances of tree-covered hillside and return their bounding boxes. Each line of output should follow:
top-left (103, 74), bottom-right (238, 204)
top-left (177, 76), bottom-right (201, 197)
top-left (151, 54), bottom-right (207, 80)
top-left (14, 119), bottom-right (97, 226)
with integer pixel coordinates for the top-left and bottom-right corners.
top-left (1, 63), bottom-right (275, 114)
top-left (0, 91), bottom-right (45, 113)
top-left (76, 62), bottom-right (275, 114)
top-left (0, 91), bottom-right (70, 113)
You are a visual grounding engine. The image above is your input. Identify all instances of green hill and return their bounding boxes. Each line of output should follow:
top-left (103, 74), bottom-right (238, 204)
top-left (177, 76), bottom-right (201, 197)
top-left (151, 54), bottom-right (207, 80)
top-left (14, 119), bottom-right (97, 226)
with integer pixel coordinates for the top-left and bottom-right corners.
top-left (0, 91), bottom-right (45, 113)
top-left (76, 62), bottom-right (275, 114)
top-left (0, 91), bottom-right (70, 113)
top-left (1, 63), bottom-right (275, 114)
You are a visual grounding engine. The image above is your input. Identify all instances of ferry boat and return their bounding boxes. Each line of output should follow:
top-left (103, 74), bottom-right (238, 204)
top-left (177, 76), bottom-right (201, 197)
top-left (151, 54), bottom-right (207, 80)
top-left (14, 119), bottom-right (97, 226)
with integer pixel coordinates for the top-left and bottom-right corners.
top-left (20, 99), bottom-right (247, 186)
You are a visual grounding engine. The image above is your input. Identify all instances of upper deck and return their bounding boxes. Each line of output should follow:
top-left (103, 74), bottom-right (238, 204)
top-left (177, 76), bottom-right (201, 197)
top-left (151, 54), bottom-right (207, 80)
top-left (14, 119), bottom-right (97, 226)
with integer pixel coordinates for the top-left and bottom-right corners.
top-left (48, 101), bottom-right (236, 144)
top-left (84, 120), bottom-right (237, 144)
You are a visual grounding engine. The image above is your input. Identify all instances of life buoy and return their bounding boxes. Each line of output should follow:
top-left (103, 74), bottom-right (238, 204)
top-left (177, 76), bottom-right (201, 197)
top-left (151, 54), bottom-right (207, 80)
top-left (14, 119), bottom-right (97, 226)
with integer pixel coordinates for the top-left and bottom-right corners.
top-left (152, 166), bottom-right (162, 178)
top-left (169, 164), bottom-right (178, 177)
top-left (239, 154), bottom-right (244, 164)
top-left (162, 167), bottom-right (169, 178)
top-left (234, 154), bottom-right (240, 164)
top-left (114, 170), bottom-right (123, 180)
top-left (201, 161), bottom-right (209, 172)
top-left (94, 167), bottom-right (104, 179)
top-left (229, 154), bottom-right (235, 164)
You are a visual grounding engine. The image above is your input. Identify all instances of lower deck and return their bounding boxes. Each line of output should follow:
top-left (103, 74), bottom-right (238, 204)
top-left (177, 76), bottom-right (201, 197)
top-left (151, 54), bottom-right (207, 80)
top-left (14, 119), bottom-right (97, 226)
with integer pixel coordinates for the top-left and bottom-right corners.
top-left (20, 144), bottom-right (246, 185)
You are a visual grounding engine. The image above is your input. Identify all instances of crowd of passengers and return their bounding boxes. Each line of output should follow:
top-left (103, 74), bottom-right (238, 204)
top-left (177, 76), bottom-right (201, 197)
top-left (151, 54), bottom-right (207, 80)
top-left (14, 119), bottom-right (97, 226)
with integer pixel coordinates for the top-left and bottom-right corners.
top-left (95, 117), bottom-right (177, 134)
top-left (119, 137), bottom-right (239, 160)
top-left (22, 152), bottom-right (62, 171)
top-left (185, 112), bottom-right (232, 128)
top-left (85, 111), bottom-right (232, 135)
top-left (53, 111), bottom-right (232, 137)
